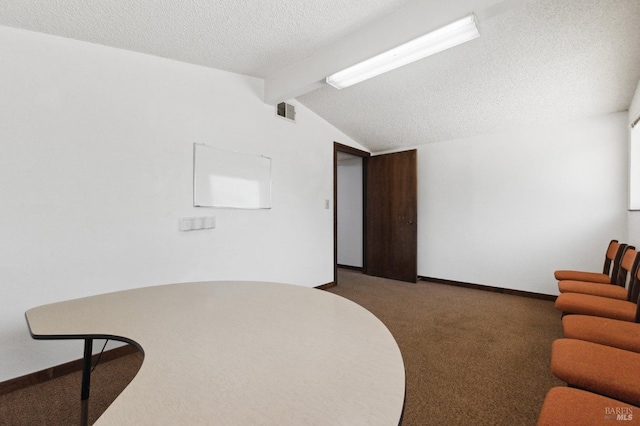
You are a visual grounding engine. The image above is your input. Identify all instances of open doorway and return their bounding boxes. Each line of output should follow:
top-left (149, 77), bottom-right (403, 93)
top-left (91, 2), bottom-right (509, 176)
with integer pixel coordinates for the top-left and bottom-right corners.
top-left (333, 142), bottom-right (370, 285)
top-left (337, 152), bottom-right (363, 267)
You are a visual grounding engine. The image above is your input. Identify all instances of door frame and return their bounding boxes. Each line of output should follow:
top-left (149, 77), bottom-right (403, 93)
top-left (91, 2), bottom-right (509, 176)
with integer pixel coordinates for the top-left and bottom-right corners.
top-left (333, 142), bottom-right (371, 285)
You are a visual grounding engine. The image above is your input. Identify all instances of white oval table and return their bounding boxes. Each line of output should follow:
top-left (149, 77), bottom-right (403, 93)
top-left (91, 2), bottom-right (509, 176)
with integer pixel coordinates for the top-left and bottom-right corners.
top-left (26, 281), bottom-right (405, 425)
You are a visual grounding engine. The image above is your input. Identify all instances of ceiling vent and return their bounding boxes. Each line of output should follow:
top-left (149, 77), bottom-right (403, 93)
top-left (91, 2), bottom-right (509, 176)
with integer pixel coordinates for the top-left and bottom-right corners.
top-left (276, 102), bottom-right (296, 123)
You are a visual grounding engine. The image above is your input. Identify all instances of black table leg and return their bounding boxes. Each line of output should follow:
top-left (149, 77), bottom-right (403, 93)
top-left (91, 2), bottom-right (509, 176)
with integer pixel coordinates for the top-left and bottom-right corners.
top-left (80, 339), bottom-right (93, 426)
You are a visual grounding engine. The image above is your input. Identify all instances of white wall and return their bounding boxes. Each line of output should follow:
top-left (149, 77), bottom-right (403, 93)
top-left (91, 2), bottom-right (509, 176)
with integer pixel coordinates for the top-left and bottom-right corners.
top-left (628, 78), bottom-right (640, 242)
top-left (0, 26), bottom-right (366, 382)
top-left (418, 112), bottom-right (628, 295)
top-left (337, 157), bottom-right (363, 267)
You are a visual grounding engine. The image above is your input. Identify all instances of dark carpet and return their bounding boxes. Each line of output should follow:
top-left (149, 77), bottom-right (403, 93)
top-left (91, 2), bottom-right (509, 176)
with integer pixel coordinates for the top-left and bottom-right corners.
top-left (327, 269), bottom-right (564, 425)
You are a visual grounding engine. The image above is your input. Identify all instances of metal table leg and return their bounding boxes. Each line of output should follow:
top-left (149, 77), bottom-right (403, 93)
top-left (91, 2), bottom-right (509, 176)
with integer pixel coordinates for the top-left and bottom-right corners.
top-left (80, 339), bottom-right (93, 426)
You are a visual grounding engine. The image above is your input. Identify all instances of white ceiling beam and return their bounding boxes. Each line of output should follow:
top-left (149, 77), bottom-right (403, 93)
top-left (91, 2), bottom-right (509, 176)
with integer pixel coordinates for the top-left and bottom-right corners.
top-left (263, 0), bottom-right (525, 105)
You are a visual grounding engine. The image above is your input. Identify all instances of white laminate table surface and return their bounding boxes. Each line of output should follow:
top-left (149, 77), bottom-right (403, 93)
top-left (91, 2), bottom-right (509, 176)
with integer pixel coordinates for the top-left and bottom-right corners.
top-left (25, 281), bottom-right (405, 425)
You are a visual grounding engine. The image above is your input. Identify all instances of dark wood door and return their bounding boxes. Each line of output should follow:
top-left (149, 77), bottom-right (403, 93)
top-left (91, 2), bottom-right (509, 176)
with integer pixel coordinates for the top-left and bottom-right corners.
top-left (365, 150), bottom-right (417, 282)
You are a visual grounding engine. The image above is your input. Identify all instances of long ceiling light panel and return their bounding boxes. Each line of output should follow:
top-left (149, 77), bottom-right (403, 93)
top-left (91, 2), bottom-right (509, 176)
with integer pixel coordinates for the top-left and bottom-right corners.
top-left (326, 14), bottom-right (480, 89)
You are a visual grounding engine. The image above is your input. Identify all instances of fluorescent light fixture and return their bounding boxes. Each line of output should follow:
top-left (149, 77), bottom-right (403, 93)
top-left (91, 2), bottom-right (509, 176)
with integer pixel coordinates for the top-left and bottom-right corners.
top-left (326, 14), bottom-right (479, 89)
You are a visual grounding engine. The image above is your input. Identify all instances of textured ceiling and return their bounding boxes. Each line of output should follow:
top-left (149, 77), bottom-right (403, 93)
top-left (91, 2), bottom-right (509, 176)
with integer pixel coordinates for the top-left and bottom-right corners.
top-left (1, 0), bottom-right (639, 152)
top-left (0, 0), bottom-right (410, 78)
top-left (299, 0), bottom-right (640, 151)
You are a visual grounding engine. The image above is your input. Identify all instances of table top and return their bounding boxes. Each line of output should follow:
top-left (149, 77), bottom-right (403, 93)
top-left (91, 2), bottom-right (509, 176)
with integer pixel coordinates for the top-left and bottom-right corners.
top-left (25, 281), bottom-right (405, 425)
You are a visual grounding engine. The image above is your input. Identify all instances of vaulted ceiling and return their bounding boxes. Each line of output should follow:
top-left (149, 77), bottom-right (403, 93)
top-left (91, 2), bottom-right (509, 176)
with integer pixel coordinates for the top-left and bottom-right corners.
top-left (1, 0), bottom-right (639, 152)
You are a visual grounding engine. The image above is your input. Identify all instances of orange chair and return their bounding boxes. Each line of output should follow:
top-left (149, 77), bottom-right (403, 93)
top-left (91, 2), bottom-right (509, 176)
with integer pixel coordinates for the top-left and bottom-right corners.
top-left (551, 339), bottom-right (640, 407)
top-left (555, 240), bottom-right (626, 283)
top-left (558, 246), bottom-right (637, 300)
top-left (538, 387), bottom-right (638, 425)
top-left (554, 253), bottom-right (640, 321)
top-left (562, 315), bottom-right (640, 353)
top-left (554, 292), bottom-right (640, 322)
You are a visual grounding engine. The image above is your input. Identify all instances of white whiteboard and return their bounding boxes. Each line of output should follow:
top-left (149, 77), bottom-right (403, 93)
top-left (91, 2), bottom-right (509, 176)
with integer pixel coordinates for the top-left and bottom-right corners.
top-left (193, 144), bottom-right (271, 209)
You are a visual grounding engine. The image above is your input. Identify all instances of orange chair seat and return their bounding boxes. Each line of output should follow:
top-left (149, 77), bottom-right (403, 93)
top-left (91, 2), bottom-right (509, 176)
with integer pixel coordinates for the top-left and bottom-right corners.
top-left (555, 293), bottom-right (637, 322)
top-left (558, 280), bottom-right (627, 300)
top-left (551, 339), bottom-right (640, 406)
top-left (538, 387), bottom-right (638, 425)
top-left (555, 270), bottom-right (610, 283)
top-left (563, 315), bottom-right (640, 353)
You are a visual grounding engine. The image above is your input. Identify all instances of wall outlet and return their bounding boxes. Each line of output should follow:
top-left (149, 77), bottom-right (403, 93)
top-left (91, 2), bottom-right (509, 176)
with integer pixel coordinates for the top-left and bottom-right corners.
top-left (179, 216), bottom-right (215, 232)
